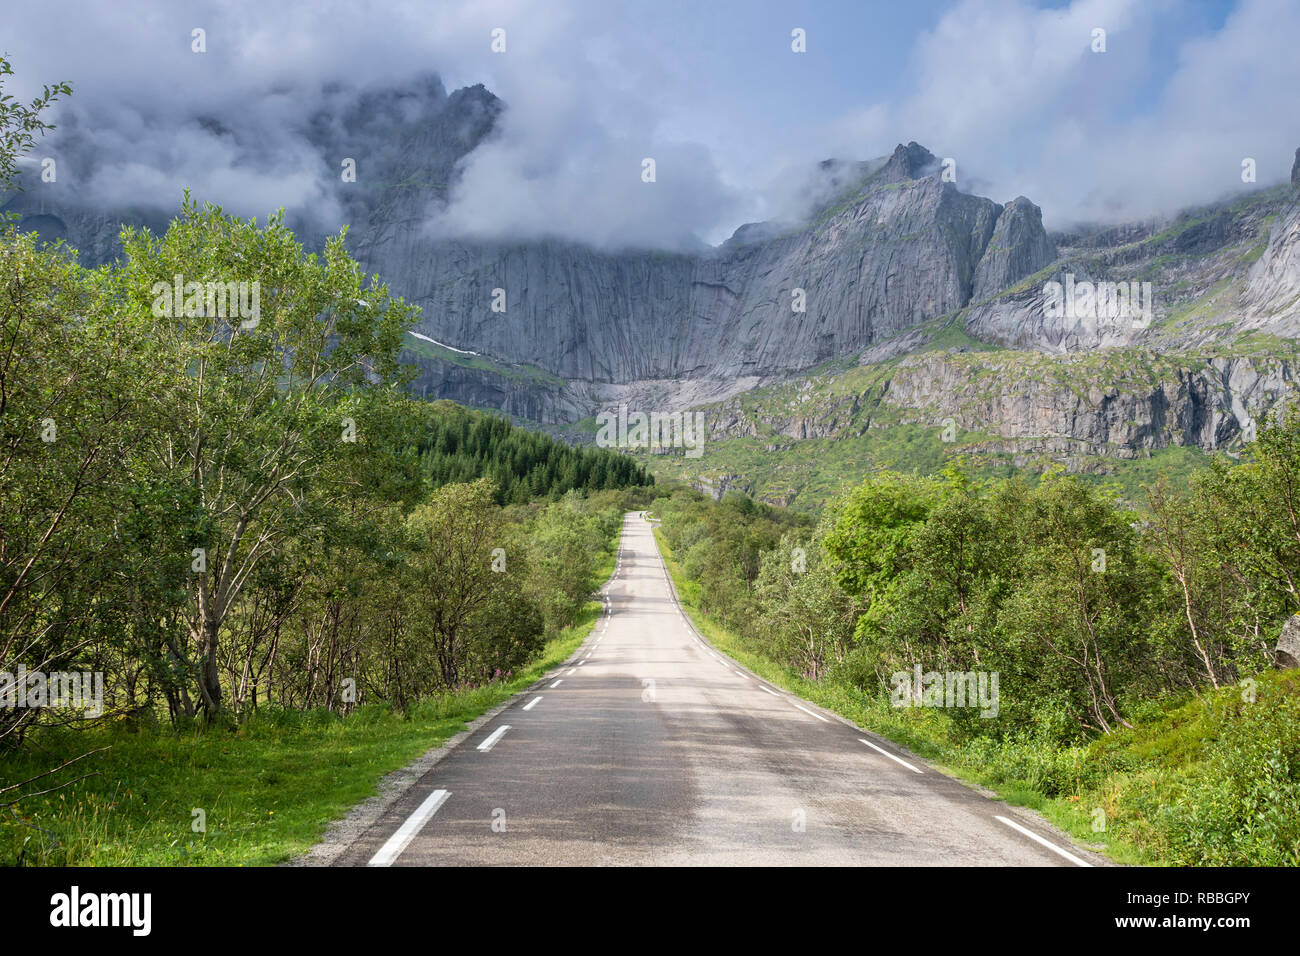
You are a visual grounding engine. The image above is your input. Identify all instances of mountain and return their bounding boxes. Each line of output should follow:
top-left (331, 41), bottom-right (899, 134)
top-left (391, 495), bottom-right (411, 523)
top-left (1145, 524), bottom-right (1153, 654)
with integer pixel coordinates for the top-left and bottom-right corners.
top-left (404, 141), bottom-right (1055, 411)
top-left (8, 74), bottom-right (1300, 506)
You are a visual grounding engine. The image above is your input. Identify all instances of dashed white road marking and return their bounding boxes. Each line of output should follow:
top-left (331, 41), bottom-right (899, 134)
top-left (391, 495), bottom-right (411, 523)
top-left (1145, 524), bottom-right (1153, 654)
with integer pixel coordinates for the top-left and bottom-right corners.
top-left (523, 695), bottom-right (542, 711)
top-left (367, 789), bottom-right (450, 867)
top-left (550, 679), bottom-right (563, 688)
top-left (793, 702), bottom-right (830, 722)
top-left (858, 738), bottom-right (923, 775)
top-left (758, 685), bottom-right (780, 697)
top-left (995, 815), bottom-right (1092, 867)
top-left (477, 725), bottom-right (511, 753)
top-left (567, 667), bottom-right (577, 675)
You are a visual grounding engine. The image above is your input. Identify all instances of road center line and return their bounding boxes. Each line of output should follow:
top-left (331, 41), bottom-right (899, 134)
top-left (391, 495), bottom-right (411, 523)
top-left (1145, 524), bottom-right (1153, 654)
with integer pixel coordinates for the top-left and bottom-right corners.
top-left (858, 738), bottom-right (923, 774)
top-left (994, 815), bottom-right (1092, 867)
top-left (477, 725), bottom-right (511, 752)
top-left (523, 695), bottom-right (542, 711)
top-left (367, 789), bottom-right (450, 867)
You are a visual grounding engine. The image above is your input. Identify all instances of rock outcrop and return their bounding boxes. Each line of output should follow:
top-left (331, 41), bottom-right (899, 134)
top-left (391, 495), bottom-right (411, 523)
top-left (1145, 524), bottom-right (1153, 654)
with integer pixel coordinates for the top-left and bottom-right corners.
top-left (1276, 614), bottom-right (1300, 668)
top-left (400, 166), bottom-right (1019, 385)
top-left (1243, 202), bottom-right (1300, 327)
top-left (971, 196), bottom-right (1056, 303)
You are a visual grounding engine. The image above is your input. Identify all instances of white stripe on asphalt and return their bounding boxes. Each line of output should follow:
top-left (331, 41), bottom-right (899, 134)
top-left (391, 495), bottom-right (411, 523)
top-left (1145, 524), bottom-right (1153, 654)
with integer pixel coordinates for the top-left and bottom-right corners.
top-left (523, 695), bottom-right (542, 711)
top-left (759, 685), bottom-right (780, 696)
top-left (793, 703), bottom-right (829, 722)
top-left (858, 738), bottom-right (923, 774)
top-left (995, 815), bottom-right (1092, 867)
top-left (477, 725), bottom-right (511, 752)
top-left (550, 679), bottom-right (563, 688)
top-left (367, 789), bottom-right (450, 867)
top-left (567, 667), bottom-right (577, 675)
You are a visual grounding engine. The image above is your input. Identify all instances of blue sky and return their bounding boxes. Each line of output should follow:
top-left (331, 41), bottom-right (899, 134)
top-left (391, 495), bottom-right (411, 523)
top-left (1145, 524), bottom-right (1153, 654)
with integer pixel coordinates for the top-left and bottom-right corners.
top-left (5, 0), bottom-right (1295, 248)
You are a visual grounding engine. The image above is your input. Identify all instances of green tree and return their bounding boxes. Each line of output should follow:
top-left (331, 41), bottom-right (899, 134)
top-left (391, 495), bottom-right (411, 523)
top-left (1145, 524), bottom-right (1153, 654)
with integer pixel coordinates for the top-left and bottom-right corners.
top-left (753, 522), bottom-right (861, 680)
top-left (405, 479), bottom-right (537, 687)
top-left (110, 197), bottom-right (417, 717)
top-left (0, 56), bottom-right (71, 195)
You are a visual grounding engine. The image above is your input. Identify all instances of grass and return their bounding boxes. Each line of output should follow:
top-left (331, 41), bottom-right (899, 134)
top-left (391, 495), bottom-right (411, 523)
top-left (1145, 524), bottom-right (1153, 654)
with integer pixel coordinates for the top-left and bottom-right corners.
top-left (402, 336), bottom-right (564, 387)
top-left (654, 528), bottom-right (1300, 866)
top-left (0, 555), bottom-right (616, 867)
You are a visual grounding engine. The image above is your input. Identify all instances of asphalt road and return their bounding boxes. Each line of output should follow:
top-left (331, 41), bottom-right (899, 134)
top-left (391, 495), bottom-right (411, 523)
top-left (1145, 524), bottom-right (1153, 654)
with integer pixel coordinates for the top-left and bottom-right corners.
top-left (333, 512), bottom-right (1107, 866)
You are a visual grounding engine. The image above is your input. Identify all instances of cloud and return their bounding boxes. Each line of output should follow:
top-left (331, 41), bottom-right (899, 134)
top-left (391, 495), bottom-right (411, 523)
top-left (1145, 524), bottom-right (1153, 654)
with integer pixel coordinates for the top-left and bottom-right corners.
top-left (425, 100), bottom-right (745, 250)
top-left (6, 0), bottom-right (747, 250)
top-left (3, 0), bottom-right (1297, 249)
top-left (819, 0), bottom-right (1300, 225)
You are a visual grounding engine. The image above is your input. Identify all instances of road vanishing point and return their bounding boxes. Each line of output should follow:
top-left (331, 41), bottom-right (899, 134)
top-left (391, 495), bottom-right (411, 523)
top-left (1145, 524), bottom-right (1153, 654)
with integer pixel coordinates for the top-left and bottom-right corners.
top-left (332, 512), bottom-right (1106, 867)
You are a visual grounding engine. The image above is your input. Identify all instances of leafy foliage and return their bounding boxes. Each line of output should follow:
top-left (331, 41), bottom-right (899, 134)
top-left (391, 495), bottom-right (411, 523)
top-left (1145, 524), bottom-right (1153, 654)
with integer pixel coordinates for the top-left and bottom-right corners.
top-left (1, 196), bottom-right (652, 743)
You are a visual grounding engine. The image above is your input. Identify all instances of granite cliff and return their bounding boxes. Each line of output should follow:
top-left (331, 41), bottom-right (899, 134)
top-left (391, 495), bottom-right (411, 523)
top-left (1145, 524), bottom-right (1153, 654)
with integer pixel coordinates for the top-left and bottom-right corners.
top-left (8, 74), bottom-right (1300, 503)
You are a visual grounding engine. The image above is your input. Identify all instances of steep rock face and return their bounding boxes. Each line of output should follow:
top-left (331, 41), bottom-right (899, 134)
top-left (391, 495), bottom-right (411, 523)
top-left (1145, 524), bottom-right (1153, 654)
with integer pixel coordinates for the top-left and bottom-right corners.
top-left (706, 350), bottom-right (1296, 459)
top-left (9, 93), bottom-right (1059, 417)
top-left (1243, 202), bottom-right (1300, 326)
top-left (878, 352), bottom-right (1292, 452)
top-left (971, 196), bottom-right (1056, 303)
top-left (969, 184), bottom-right (1300, 352)
top-left (393, 153), bottom-right (1036, 393)
top-left (879, 141), bottom-right (941, 181)
top-left (965, 278), bottom-right (1151, 353)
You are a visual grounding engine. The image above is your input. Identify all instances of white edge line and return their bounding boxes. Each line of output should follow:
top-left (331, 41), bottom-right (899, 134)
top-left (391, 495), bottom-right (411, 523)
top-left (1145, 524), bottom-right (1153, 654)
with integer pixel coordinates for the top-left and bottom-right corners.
top-left (523, 695), bottom-right (542, 711)
top-left (995, 815), bottom-right (1092, 867)
top-left (476, 724), bottom-right (511, 752)
top-left (550, 679), bottom-right (563, 688)
top-left (758, 685), bottom-right (780, 696)
top-left (366, 789), bottom-right (450, 867)
top-left (793, 702), bottom-right (829, 722)
top-left (858, 737), bottom-right (923, 775)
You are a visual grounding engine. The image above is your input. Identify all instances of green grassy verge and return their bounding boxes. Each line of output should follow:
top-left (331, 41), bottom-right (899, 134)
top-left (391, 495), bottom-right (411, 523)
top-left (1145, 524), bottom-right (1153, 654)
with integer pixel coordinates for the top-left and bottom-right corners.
top-left (0, 554), bottom-right (616, 867)
top-left (655, 528), bottom-right (1300, 867)
top-left (401, 337), bottom-right (564, 387)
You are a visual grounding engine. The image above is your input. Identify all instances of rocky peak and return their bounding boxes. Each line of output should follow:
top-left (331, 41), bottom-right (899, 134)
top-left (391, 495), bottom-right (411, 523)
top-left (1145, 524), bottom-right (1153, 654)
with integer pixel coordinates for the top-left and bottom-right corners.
top-left (879, 142), bottom-right (939, 183)
top-left (972, 196), bottom-right (1057, 303)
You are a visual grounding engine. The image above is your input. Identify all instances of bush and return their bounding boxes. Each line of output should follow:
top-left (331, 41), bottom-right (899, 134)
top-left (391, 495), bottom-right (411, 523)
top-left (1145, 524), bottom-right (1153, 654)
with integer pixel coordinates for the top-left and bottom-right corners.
top-left (1161, 691), bottom-right (1300, 865)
